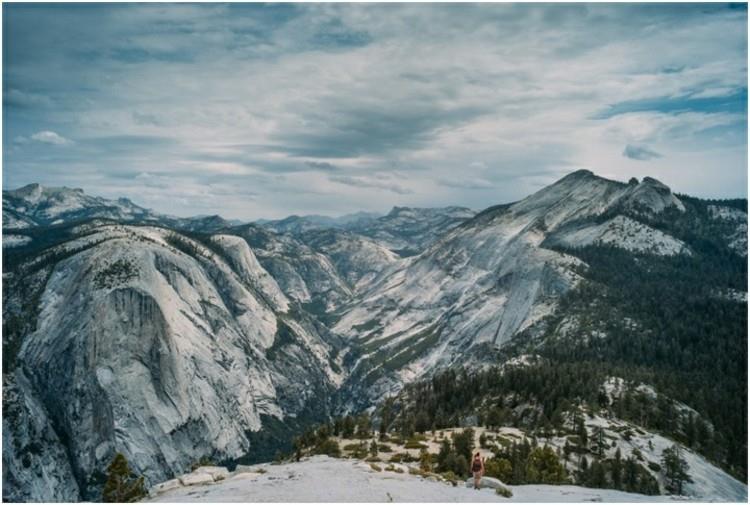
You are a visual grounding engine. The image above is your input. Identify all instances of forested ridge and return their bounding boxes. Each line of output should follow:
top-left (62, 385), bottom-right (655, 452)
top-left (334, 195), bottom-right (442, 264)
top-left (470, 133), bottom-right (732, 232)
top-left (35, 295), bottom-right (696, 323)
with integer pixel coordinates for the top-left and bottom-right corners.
top-left (388, 197), bottom-right (747, 481)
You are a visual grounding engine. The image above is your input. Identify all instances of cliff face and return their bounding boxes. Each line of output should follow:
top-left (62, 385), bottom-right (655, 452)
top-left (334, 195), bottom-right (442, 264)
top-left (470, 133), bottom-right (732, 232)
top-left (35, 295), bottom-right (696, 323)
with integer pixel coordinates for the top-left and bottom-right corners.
top-left (3, 226), bottom-right (343, 500)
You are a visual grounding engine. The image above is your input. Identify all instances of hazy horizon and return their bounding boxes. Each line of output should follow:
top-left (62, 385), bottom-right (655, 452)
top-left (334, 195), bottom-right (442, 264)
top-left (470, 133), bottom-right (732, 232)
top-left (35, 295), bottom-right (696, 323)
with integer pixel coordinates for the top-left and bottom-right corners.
top-left (3, 167), bottom-right (748, 222)
top-left (3, 3), bottom-right (748, 220)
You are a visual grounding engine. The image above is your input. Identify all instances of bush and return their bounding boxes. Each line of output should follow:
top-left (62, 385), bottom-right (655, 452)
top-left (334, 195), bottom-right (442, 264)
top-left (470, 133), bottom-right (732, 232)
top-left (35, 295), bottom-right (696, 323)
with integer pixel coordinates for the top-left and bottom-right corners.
top-left (390, 452), bottom-right (417, 463)
top-left (526, 446), bottom-right (567, 484)
top-left (495, 486), bottom-right (514, 498)
top-left (484, 458), bottom-right (513, 482)
top-left (378, 444), bottom-right (393, 452)
top-left (419, 450), bottom-right (433, 472)
top-left (313, 438), bottom-right (341, 458)
top-left (102, 453), bottom-right (146, 503)
top-left (647, 461), bottom-right (661, 472)
top-left (370, 463), bottom-right (382, 472)
top-left (190, 456), bottom-right (214, 471)
top-left (404, 439), bottom-right (429, 449)
top-left (440, 471), bottom-right (459, 486)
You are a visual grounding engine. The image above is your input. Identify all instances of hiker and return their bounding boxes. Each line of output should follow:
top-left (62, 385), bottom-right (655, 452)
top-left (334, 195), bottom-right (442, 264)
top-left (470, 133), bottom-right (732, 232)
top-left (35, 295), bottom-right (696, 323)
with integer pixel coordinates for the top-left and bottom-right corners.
top-left (470, 451), bottom-right (484, 490)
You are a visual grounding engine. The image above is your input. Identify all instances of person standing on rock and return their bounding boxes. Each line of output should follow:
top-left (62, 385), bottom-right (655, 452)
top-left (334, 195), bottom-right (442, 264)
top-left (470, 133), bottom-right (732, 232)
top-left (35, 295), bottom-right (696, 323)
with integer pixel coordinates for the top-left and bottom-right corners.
top-left (470, 452), bottom-right (484, 490)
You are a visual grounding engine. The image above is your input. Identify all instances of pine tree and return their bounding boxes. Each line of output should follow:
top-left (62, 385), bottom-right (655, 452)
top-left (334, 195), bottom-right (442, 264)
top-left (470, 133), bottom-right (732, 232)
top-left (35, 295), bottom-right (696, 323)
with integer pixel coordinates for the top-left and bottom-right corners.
top-left (355, 414), bottom-right (371, 439)
top-left (576, 417), bottom-right (588, 448)
top-left (102, 453), bottom-right (146, 503)
top-left (451, 428), bottom-right (474, 463)
top-left (437, 439), bottom-right (452, 471)
top-left (415, 411), bottom-right (431, 434)
top-left (611, 447), bottom-right (622, 490)
top-left (342, 415), bottom-right (355, 438)
top-left (586, 461), bottom-right (608, 489)
top-left (662, 444), bottom-right (692, 495)
top-left (624, 456), bottom-right (639, 492)
top-left (526, 446), bottom-right (566, 484)
top-left (594, 426), bottom-right (606, 459)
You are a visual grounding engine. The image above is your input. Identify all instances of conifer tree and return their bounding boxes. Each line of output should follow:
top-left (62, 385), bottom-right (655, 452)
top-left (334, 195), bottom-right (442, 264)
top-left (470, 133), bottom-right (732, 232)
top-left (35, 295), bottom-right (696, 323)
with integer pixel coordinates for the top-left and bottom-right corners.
top-left (662, 445), bottom-right (692, 495)
top-left (102, 453), bottom-right (146, 503)
top-left (611, 447), bottom-right (623, 490)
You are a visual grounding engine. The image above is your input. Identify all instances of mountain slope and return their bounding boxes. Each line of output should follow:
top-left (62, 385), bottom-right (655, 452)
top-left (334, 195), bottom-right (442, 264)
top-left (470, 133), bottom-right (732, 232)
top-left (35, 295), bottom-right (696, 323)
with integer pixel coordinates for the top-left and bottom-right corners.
top-left (347, 206), bottom-right (476, 255)
top-left (2, 171), bottom-right (746, 501)
top-left (2, 225), bottom-right (344, 501)
top-left (3, 184), bottom-right (159, 228)
top-left (334, 171), bottom-right (694, 406)
top-left (2, 184), bottom-right (238, 234)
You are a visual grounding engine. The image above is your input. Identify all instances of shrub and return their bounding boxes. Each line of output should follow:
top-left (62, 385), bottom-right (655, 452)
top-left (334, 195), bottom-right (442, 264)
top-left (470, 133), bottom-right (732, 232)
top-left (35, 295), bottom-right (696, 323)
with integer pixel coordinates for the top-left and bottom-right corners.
top-left (102, 453), bottom-right (146, 503)
top-left (378, 444), bottom-right (393, 452)
top-left (390, 452), bottom-right (417, 463)
top-left (495, 486), bottom-right (513, 498)
top-left (419, 450), bottom-right (433, 472)
top-left (404, 439), bottom-right (429, 449)
top-left (525, 446), bottom-right (567, 484)
top-left (190, 456), bottom-right (214, 471)
top-left (440, 471), bottom-right (459, 486)
top-left (313, 438), bottom-right (341, 458)
top-left (370, 463), bottom-right (382, 472)
top-left (484, 458), bottom-right (513, 482)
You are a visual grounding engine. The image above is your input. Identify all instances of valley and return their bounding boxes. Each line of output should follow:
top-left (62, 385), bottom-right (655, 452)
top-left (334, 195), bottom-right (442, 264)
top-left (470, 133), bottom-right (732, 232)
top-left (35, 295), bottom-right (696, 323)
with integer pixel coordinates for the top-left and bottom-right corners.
top-left (2, 170), bottom-right (747, 502)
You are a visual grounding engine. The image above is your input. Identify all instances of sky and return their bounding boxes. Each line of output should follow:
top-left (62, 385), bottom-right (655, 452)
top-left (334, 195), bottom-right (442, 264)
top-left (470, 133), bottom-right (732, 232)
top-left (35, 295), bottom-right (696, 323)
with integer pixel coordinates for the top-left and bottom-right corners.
top-left (2, 3), bottom-right (748, 220)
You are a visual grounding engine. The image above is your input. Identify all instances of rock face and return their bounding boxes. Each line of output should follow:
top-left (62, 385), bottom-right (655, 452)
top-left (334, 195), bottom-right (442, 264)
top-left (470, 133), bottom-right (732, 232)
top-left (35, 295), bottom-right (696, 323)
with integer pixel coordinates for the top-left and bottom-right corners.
top-left (333, 170), bottom-right (691, 406)
top-left (548, 215), bottom-right (690, 256)
top-left (4, 226), bottom-right (343, 500)
top-left (2, 170), bottom-right (741, 501)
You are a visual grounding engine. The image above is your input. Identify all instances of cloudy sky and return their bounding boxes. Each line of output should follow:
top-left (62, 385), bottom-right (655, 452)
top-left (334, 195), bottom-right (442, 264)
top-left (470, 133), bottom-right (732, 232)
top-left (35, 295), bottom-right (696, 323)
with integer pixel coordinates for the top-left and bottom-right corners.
top-left (3, 3), bottom-right (747, 219)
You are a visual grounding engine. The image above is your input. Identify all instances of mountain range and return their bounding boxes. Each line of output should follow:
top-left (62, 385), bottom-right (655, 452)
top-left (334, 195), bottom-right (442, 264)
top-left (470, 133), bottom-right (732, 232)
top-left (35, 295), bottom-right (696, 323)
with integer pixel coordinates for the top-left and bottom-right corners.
top-left (2, 170), bottom-right (747, 501)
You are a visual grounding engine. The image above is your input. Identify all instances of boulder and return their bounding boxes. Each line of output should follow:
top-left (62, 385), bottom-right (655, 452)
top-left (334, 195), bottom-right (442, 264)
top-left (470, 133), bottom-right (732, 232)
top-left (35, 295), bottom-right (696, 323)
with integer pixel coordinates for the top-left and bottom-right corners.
top-left (179, 471), bottom-right (215, 486)
top-left (194, 466), bottom-right (230, 481)
top-left (149, 478), bottom-right (182, 497)
top-left (233, 465), bottom-right (259, 474)
top-left (464, 476), bottom-right (510, 490)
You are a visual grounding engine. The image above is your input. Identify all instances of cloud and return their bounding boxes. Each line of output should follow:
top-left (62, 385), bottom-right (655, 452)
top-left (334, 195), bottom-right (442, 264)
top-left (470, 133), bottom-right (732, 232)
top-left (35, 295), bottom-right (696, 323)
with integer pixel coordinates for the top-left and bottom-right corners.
top-left (29, 131), bottom-right (72, 145)
top-left (594, 88), bottom-right (747, 120)
top-left (330, 175), bottom-right (413, 195)
top-left (2, 3), bottom-right (746, 219)
top-left (623, 144), bottom-right (662, 161)
top-left (436, 177), bottom-right (495, 190)
top-left (4, 89), bottom-right (53, 108)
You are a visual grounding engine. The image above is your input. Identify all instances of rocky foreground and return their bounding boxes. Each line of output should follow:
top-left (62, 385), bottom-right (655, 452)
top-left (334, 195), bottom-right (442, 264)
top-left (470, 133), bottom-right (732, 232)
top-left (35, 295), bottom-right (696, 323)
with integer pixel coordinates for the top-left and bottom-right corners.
top-left (145, 456), bottom-right (738, 503)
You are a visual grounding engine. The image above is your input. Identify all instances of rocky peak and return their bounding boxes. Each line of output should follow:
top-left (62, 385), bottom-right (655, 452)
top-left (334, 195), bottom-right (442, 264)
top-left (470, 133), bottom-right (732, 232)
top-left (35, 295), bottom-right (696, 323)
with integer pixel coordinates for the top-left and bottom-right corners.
top-left (623, 176), bottom-right (685, 213)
